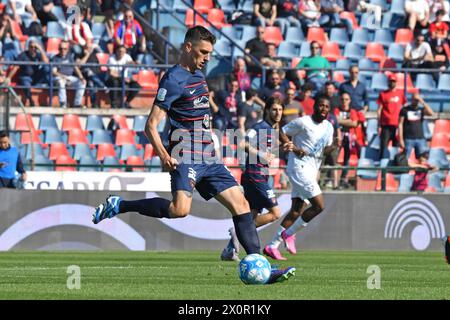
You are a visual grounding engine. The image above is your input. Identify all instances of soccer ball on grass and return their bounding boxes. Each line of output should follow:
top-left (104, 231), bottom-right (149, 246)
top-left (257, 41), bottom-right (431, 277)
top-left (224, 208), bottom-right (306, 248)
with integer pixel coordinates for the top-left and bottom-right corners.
top-left (238, 253), bottom-right (271, 285)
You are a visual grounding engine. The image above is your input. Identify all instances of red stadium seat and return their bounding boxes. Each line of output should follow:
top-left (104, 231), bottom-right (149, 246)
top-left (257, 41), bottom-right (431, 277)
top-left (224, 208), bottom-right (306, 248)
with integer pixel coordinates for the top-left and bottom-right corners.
top-left (263, 26), bottom-right (284, 47)
top-left (307, 27), bottom-right (327, 46)
top-left (207, 8), bottom-right (229, 29)
top-left (395, 28), bottom-right (414, 46)
top-left (144, 144), bottom-right (155, 160)
top-left (112, 115), bottom-right (129, 129)
top-left (96, 143), bottom-right (117, 161)
top-left (365, 42), bottom-right (386, 62)
top-left (340, 11), bottom-right (360, 30)
top-left (49, 142), bottom-right (70, 161)
top-left (445, 174), bottom-right (450, 187)
top-left (321, 42), bottom-right (342, 62)
top-left (21, 130), bottom-right (43, 145)
top-left (55, 155), bottom-right (77, 171)
top-left (15, 113), bottom-right (37, 131)
top-left (46, 38), bottom-right (62, 56)
top-left (333, 72), bottom-right (345, 83)
top-left (430, 133), bottom-right (450, 153)
top-left (96, 53), bottom-right (110, 72)
top-left (135, 70), bottom-right (159, 90)
top-left (67, 128), bottom-right (89, 145)
top-left (185, 9), bottom-right (209, 28)
top-left (223, 156), bottom-right (239, 167)
top-left (433, 120), bottom-right (450, 136)
top-left (126, 156), bottom-right (145, 172)
top-left (391, 72), bottom-right (416, 93)
top-left (115, 129), bottom-right (136, 146)
top-left (229, 167), bottom-right (242, 184)
top-left (62, 114), bottom-right (82, 131)
top-left (10, 19), bottom-right (28, 42)
top-left (291, 57), bottom-right (301, 68)
top-left (380, 58), bottom-right (397, 70)
top-left (377, 173), bottom-right (399, 192)
top-left (194, 0), bottom-right (214, 13)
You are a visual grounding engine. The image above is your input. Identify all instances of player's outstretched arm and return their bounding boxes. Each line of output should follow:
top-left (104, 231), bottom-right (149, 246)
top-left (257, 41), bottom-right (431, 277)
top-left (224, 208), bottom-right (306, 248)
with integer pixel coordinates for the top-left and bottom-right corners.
top-left (145, 105), bottom-right (178, 171)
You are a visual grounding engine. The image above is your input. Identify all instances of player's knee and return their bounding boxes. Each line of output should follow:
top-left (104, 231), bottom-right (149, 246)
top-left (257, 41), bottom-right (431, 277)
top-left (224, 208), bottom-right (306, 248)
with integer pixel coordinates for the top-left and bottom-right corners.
top-left (270, 207), bottom-right (281, 221)
top-left (171, 206), bottom-right (190, 218)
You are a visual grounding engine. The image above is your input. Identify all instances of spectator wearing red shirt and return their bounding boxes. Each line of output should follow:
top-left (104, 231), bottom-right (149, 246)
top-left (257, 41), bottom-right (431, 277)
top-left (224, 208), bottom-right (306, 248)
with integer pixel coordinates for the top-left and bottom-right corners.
top-left (298, 82), bottom-right (315, 115)
top-left (377, 73), bottom-right (406, 159)
top-left (114, 9), bottom-right (146, 60)
top-left (334, 92), bottom-right (359, 188)
top-left (429, 9), bottom-right (449, 46)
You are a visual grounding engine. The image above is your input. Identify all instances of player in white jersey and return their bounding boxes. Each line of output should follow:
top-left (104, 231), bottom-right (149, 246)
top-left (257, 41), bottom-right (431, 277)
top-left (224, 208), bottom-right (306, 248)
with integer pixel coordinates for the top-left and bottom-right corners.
top-left (264, 96), bottom-right (337, 260)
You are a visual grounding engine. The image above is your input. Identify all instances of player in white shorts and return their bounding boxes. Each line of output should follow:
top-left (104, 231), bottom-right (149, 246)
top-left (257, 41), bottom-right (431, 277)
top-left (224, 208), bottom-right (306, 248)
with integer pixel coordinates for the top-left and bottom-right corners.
top-left (264, 96), bottom-right (337, 260)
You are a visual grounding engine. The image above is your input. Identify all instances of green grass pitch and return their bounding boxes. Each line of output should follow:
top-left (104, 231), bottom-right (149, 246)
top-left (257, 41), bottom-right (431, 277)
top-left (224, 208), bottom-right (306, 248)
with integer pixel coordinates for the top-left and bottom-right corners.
top-left (0, 251), bottom-right (448, 300)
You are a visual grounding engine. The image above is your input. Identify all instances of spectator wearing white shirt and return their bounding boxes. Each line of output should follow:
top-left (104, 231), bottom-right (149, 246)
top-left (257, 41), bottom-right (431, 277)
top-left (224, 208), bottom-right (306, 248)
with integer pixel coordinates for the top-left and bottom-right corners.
top-left (429, 0), bottom-right (450, 22)
top-left (6, 0), bottom-right (37, 25)
top-left (405, 0), bottom-right (430, 31)
top-left (106, 45), bottom-right (141, 109)
top-left (403, 34), bottom-right (434, 81)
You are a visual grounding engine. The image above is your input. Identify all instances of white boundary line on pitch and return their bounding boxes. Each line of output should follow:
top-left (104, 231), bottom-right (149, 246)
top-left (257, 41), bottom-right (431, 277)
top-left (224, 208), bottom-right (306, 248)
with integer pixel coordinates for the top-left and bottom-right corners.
top-left (0, 266), bottom-right (170, 271)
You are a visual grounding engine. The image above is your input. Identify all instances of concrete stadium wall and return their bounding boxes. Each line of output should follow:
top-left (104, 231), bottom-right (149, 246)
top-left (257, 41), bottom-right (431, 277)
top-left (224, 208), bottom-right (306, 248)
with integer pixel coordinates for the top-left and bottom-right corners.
top-left (0, 190), bottom-right (448, 252)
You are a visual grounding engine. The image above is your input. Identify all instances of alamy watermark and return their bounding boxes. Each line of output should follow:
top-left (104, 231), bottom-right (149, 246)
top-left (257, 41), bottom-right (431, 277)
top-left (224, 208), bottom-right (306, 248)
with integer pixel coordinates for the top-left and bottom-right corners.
top-left (366, 265), bottom-right (381, 290)
top-left (66, 265), bottom-right (81, 290)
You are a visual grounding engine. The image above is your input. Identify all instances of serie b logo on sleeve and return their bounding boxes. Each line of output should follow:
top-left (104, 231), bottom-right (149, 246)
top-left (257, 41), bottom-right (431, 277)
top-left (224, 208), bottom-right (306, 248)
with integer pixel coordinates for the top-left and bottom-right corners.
top-left (157, 88), bottom-right (167, 101)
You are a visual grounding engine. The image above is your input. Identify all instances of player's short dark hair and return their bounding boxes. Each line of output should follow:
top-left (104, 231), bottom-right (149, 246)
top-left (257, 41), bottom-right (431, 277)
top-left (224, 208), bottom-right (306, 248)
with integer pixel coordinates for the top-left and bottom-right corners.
top-left (314, 95), bottom-right (330, 108)
top-left (0, 130), bottom-right (8, 139)
top-left (184, 26), bottom-right (216, 45)
top-left (437, 9), bottom-right (446, 16)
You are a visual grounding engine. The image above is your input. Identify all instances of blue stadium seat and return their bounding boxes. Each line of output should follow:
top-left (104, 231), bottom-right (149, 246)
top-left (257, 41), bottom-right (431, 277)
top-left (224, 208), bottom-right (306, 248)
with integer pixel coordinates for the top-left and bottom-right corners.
top-left (387, 43), bottom-right (405, 62)
top-left (24, 143), bottom-right (46, 162)
top-left (221, 25), bottom-right (239, 42)
top-left (173, 0), bottom-right (191, 12)
top-left (92, 23), bottom-right (107, 41)
top-left (213, 38), bottom-right (232, 57)
top-left (370, 0), bottom-right (388, 7)
top-left (168, 26), bottom-right (188, 49)
top-left (46, 21), bottom-right (66, 39)
top-left (343, 43), bottom-right (363, 61)
top-left (231, 39), bottom-right (247, 59)
top-left (429, 148), bottom-right (449, 169)
top-left (370, 73), bottom-right (388, 91)
top-left (149, 156), bottom-right (162, 172)
top-left (368, 100), bottom-right (379, 111)
top-left (422, 120), bottom-right (432, 140)
top-left (390, 0), bottom-right (406, 15)
top-left (428, 172), bottom-right (444, 192)
top-left (398, 173), bottom-right (414, 192)
top-left (119, 144), bottom-right (144, 161)
top-left (237, 25), bottom-right (256, 42)
top-left (91, 130), bottom-right (113, 145)
top-left (33, 154), bottom-right (53, 171)
top-left (44, 128), bottom-right (64, 144)
top-left (373, 29), bottom-right (393, 48)
top-left (285, 27), bottom-right (305, 45)
top-left (133, 115), bottom-right (148, 132)
top-left (205, 56), bottom-right (232, 77)
top-left (277, 42), bottom-right (301, 60)
top-left (387, 147), bottom-right (399, 161)
top-left (330, 28), bottom-right (349, 48)
top-left (415, 73), bottom-right (436, 91)
top-left (86, 115), bottom-right (105, 131)
top-left (238, 0), bottom-right (254, 14)
top-left (382, 12), bottom-right (405, 30)
top-left (437, 74), bottom-right (450, 91)
top-left (300, 42), bottom-right (311, 57)
top-left (39, 114), bottom-right (58, 131)
top-left (51, 6), bottom-right (66, 22)
top-left (357, 158), bottom-right (378, 179)
top-left (79, 155), bottom-right (99, 172)
top-left (335, 59), bottom-right (351, 76)
top-left (217, 0), bottom-right (237, 14)
top-left (351, 29), bottom-right (371, 47)
top-left (361, 146), bottom-right (380, 163)
top-left (358, 58), bottom-right (377, 78)
top-left (152, 11), bottom-right (185, 29)
top-left (102, 156), bottom-right (122, 172)
top-left (72, 143), bottom-right (94, 161)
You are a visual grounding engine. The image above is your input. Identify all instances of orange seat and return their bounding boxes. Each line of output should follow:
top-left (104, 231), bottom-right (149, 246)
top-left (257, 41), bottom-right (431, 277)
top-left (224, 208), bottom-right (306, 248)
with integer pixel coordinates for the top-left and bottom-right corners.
top-left (144, 144), bottom-right (155, 160)
top-left (185, 9), bottom-right (209, 28)
top-left (340, 11), bottom-right (360, 30)
top-left (391, 72), bottom-right (416, 93)
top-left (445, 174), bottom-right (450, 187)
top-left (46, 37), bottom-right (62, 56)
top-left (430, 133), bottom-right (450, 153)
top-left (96, 143), bottom-right (117, 161)
top-left (135, 70), bottom-right (159, 90)
top-left (67, 128), bottom-right (89, 145)
top-left (433, 120), bottom-right (450, 136)
top-left (229, 167), bottom-right (242, 184)
top-left (333, 72), bottom-right (345, 83)
top-left (55, 154), bottom-right (77, 171)
top-left (291, 57), bottom-right (301, 68)
top-left (96, 53), bottom-right (110, 72)
top-left (15, 113), bottom-right (37, 131)
top-left (126, 156), bottom-right (145, 172)
top-left (194, 0), bottom-right (214, 13)
top-left (21, 130), bottom-right (43, 145)
top-left (321, 42), bottom-right (342, 62)
top-left (112, 115), bottom-right (129, 129)
top-left (49, 142), bottom-right (70, 161)
top-left (380, 58), bottom-right (397, 70)
top-left (207, 8), bottom-right (229, 29)
top-left (395, 29), bottom-right (414, 46)
top-left (365, 42), bottom-right (386, 62)
top-left (115, 129), bottom-right (136, 146)
top-left (377, 172), bottom-right (399, 192)
top-left (307, 27), bottom-right (328, 46)
top-left (10, 20), bottom-right (28, 42)
top-left (263, 26), bottom-right (284, 47)
top-left (62, 114), bottom-right (82, 131)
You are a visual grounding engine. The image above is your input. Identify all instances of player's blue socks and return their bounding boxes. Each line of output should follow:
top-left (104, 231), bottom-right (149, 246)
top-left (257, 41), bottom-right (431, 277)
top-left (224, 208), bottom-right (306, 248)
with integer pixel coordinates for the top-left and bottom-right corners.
top-left (119, 198), bottom-right (171, 219)
top-left (233, 213), bottom-right (261, 254)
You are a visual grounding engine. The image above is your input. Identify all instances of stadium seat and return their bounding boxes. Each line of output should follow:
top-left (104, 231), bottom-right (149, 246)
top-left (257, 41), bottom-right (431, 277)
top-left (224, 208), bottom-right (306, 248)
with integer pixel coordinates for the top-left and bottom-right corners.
top-left (21, 130), bottom-right (43, 145)
top-left (119, 144), bottom-right (144, 161)
top-left (49, 142), bottom-right (70, 161)
top-left (238, 0), bottom-right (253, 13)
top-left (430, 133), bottom-right (450, 153)
top-left (39, 114), bottom-right (58, 131)
top-left (207, 8), bottom-right (229, 29)
top-left (111, 115), bottom-right (129, 130)
top-left (96, 143), bottom-right (117, 161)
top-left (185, 9), bottom-right (209, 28)
top-left (370, 73), bottom-right (388, 91)
top-left (86, 115), bottom-right (105, 131)
top-left (339, 11), bottom-right (360, 30)
top-left (433, 120), bottom-right (450, 136)
top-left (213, 38), bottom-right (232, 57)
top-left (135, 69), bottom-right (159, 90)
top-left (168, 26), bottom-right (189, 49)
top-left (194, 0), bottom-right (214, 13)
top-left (9, 19), bottom-right (28, 42)
top-left (228, 167), bottom-right (242, 184)
top-left (33, 154), bottom-right (53, 171)
top-left (55, 155), bottom-right (77, 172)
top-left (44, 128), bottom-right (64, 144)
top-left (144, 144), bottom-right (155, 160)
top-left (358, 58), bottom-right (376, 78)
top-left (415, 73), bottom-right (436, 91)
top-left (92, 22), bottom-right (106, 41)
top-left (263, 26), bottom-right (283, 47)
top-left (329, 28), bottom-right (349, 48)
top-left (395, 28), bottom-right (414, 46)
top-left (67, 128), bottom-right (89, 145)
top-left (285, 27), bottom-right (305, 45)
top-left (220, 25), bottom-right (239, 42)
top-left (333, 72), bottom-right (345, 83)
top-left (62, 114), bottom-right (82, 131)
top-left (277, 42), bottom-right (301, 60)
top-left (373, 29), bottom-right (394, 48)
top-left (428, 148), bottom-right (449, 169)
top-left (307, 27), bottom-right (327, 46)
top-left (437, 74), bottom-right (450, 91)
top-left (46, 21), bottom-right (66, 39)
top-left (15, 113), bottom-right (37, 132)
top-left (102, 156), bottom-right (122, 172)
top-left (79, 155), bottom-right (99, 172)
top-left (237, 25), bottom-right (256, 42)
top-left (321, 42), bottom-right (342, 62)
top-left (361, 146), bottom-right (381, 163)
top-left (382, 12), bottom-right (405, 31)
top-left (398, 173), bottom-right (414, 192)
top-left (299, 42), bottom-right (312, 57)
top-left (365, 43), bottom-right (386, 62)
top-left (387, 43), bottom-right (405, 62)
top-left (46, 37), bottom-right (62, 56)
top-left (390, 0), bottom-right (406, 15)
top-left (72, 143), bottom-right (94, 161)
top-left (343, 43), bottom-right (363, 61)
top-left (428, 172), bottom-right (444, 192)
top-left (126, 156), bottom-right (145, 172)
top-left (51, 5), bottom-right (66, 21)
top-left (96, 53), bottom-right (110, 72)
top-left (174, 0), bottom-right (191, 12)
top-left (393, 72), bottom-right (416, 93)
top-left (351, 29), bottom-right (371, 47)
top-left (24, 143), bottom-right (46, 162)
top-left (133, 115), bottom-right (148, 132)
top-left (217, 0), bottom-right (236, 13)
top-left (357, 158), bottom-right (378, 189)
top-left (335, 59), bottom-right (351, 75)
top-left (423, 120), bottom-right (432, 140)
top-left (91, 130), bottom-right (114, 145)
top-left (115, 129), bottom-right (136, 146)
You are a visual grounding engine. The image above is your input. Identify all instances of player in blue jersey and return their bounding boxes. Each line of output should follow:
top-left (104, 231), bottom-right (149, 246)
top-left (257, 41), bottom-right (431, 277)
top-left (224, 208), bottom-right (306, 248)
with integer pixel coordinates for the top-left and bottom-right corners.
top-left (92, 26), bottom-right (294, 283)
top-left (221, 97), bottom-right (286, 261)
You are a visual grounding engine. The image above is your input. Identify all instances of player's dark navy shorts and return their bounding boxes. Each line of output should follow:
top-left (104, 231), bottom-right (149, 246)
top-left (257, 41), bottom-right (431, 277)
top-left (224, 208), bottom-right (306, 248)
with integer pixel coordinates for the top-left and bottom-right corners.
top-left (170, 163), bottom-right (239, 200)
top-left (241, 175), bottom-right (278, 212)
